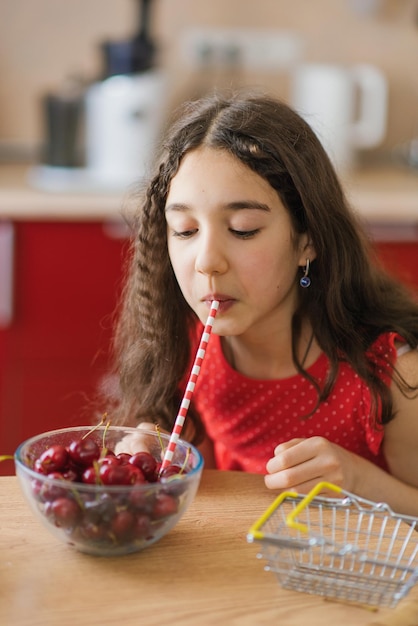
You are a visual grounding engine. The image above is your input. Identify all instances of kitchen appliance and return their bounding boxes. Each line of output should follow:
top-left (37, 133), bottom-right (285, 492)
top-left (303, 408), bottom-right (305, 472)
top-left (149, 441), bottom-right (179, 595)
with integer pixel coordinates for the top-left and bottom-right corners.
top-left (29, 0), bottom-right (167, 193)
top-left (290, 62), bottom-right (388, 171)
top-left (84, 0), bottom-right (167, 189)
top-left (41, 80), bottom-right (84, 169)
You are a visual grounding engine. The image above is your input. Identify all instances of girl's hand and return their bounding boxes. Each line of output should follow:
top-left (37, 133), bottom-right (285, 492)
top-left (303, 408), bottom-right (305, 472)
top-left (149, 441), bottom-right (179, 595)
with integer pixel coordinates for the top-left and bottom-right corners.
top-left (115, 422), bottom-right (168, 455)
top-left (264, 436), bottom-right (359, 495)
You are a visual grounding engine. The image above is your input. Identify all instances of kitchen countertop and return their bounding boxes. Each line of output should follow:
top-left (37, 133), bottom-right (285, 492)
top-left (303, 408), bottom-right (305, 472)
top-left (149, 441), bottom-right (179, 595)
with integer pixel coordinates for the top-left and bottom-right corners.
top-left (0, 162), bottom-right (417, 223)
top-left (0, 164), bottom-right (127, 222)
top-left (343, 165), bottom-right (418, 224)
top-left (2, 469), bottom-right (418, 626)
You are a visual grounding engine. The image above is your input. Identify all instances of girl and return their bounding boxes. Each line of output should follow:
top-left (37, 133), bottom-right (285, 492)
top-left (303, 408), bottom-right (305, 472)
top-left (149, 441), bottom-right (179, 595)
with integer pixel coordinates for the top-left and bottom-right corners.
top-left (109, 92), bottom-right (418, 516)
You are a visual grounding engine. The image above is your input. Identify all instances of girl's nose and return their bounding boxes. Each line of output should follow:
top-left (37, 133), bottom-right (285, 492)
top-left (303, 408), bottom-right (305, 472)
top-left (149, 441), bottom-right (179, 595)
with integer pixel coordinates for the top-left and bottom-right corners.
top-left (194, 235), bottom-right (228, 276)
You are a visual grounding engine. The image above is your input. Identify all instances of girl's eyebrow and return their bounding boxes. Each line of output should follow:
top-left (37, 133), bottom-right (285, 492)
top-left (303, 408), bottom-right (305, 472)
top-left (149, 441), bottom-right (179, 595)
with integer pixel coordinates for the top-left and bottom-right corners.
top-left (227, 201), bottom-right (271, 212)
top-left (165, 201), bottom-right (271, 213)
top-left (165, 203), bottom-right (189, 213)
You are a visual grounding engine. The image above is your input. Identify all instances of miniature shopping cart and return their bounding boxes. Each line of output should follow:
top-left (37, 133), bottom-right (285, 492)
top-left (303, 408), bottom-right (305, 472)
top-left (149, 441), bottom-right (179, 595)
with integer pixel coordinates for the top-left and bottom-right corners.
top-left (247, 482), bottom-right (418, 608)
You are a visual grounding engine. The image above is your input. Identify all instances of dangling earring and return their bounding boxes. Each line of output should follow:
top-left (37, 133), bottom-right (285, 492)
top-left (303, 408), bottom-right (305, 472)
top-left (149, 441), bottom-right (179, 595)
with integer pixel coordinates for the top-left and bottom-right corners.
top-left (300, 258), bottom-right (311, 288)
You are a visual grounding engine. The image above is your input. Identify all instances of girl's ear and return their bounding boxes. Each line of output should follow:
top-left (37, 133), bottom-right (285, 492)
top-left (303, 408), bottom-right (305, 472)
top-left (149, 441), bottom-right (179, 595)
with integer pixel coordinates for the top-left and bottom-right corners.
top-left (298, 235), bottom-right (316, 266)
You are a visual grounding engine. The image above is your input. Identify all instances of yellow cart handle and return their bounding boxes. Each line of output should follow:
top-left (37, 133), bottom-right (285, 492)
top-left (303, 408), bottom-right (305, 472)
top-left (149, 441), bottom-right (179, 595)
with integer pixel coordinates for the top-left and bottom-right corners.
top-left (285, 481), bottom-right (342, 533)
top-left (248, 481), bottom-right (343, 541)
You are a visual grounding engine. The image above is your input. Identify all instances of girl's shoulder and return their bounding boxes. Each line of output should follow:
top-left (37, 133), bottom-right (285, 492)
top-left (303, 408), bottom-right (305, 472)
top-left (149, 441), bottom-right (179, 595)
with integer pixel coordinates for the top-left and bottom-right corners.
top-left (367, 331), bottom-right (408, 386)
top-left (369, 331), bottom-right (407, 357)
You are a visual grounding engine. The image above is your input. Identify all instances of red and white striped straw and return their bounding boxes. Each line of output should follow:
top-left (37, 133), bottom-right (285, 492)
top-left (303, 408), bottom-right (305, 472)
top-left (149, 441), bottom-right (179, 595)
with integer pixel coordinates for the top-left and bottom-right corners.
top-left (160, 300), bottom-right (220, 472)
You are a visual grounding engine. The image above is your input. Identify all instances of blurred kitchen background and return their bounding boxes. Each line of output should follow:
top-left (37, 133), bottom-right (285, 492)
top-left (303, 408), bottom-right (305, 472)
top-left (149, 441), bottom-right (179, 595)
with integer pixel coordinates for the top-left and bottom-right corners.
top-left (1, 0), bottom-right (418, 468)
top-left (1, 0), bottom-right (418, 171)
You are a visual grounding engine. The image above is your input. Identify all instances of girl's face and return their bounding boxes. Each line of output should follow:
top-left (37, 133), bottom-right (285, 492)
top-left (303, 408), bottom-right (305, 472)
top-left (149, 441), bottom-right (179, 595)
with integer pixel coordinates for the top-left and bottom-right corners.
top-left (165, 146), bottom-right (313, 339)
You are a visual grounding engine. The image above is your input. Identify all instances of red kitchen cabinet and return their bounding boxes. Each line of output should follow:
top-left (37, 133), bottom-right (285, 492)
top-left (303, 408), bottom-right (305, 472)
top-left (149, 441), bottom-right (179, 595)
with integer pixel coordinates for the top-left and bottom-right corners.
top-left (0, 220), bottom-right (128, 474)
top-left (374, 241), bottom-right (418, 293)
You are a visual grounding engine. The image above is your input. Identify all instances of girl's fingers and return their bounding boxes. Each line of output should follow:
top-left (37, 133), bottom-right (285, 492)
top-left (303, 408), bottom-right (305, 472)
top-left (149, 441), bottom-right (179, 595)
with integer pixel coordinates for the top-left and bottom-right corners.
top-left (266, 438), bottom-right (311, 474)
top-left (115, 422), bottom-right (162, 455)
top-left (264, 437), bottom-right (347, 492)
top-left (136, 422), bottom-right (160, 432)
top-left (264, 474), bottom-right (327, 495)
top-left (264, 455), bottom-right (322, 490)
top-left (272, 438), bottom-right (306, 455)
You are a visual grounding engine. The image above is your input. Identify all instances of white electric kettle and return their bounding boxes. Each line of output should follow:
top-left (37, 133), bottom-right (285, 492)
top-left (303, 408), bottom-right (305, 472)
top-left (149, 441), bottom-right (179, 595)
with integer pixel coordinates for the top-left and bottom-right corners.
top-left (290, 62), bottom-right (388, 171)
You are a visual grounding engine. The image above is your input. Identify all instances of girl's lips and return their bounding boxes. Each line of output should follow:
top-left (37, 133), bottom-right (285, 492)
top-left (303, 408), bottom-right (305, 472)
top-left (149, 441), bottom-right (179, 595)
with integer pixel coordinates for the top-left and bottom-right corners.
top-left (202, 297), bottom-right (235, 313)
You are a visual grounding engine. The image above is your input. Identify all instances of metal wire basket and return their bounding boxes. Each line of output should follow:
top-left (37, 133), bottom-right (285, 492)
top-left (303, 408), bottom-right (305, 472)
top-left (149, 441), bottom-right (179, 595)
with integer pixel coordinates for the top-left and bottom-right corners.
top-left (247, 481), bottom-right (418, 608)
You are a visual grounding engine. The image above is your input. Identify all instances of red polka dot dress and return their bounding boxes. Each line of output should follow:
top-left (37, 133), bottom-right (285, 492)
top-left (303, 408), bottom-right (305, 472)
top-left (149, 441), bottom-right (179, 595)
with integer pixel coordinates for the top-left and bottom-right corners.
top-left (191, 331), bottom-right (401, 475)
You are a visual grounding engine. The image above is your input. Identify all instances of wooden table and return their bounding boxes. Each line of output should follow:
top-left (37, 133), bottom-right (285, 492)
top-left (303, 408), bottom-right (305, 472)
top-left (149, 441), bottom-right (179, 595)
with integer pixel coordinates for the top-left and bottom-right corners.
top-left (1, 470), bottom-right (418, 626)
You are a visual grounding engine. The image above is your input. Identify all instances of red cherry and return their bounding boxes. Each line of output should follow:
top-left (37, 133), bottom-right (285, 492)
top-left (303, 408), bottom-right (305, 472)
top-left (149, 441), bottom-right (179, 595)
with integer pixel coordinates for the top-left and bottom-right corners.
top-left (30, 477), bottom-right (43, 498)
top-left (82, 465), bottom-right (100, 484)
top-left (159, 465), bottom-right (184, 481)
top-left (116, 453), bottom-right (132, 465)
top-left (125, 464), bottom-right (147, 484)
top-left (62, 467), bottom-right (81, 482)
top-left (79, 521), bottom-right (109, 542)
top-left (39, 472), bottom-right (68, 501)
top-left (111, 510), bottom-right (135, 539)
top-left (34, 459), bottom-right (48, 475)
top-left (83, 493), bottom-right (116, 523)
top-left (133, 513), bottom-right (151, 539)
top-left (99, 463), bottom-right (132, 485)
top-left (97, 455), bottom-right (120, 467)
top-left (129, 452), bottom-right (157, 481)
top-left (152, 493), bottom-right (178, 519)
top-left (50, 497), bottom-right (81, 528)
top-left (128, 487), bottom-right (150, 511)
top-left (38, 445), bottom-right (69, 473)
top-left (68, 437), bottom-right (100, 466)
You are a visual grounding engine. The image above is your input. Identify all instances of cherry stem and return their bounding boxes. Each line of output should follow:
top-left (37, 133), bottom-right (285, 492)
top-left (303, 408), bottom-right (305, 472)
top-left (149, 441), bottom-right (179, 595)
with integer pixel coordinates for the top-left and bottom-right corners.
top-left (179, 447), bottom-right (191, 475)
top-left (82, 414), bottom-right (107, 440)
top-left (68, 480), bottom-right (85, 508)
top-left (101, 420), bottom-right (111, 455)
top-left (155, 424), bottom-right (166, 455)
top-left (92, 459), bottom-right (104, 485)
top-left (0, 454), bottom-right (14, 463)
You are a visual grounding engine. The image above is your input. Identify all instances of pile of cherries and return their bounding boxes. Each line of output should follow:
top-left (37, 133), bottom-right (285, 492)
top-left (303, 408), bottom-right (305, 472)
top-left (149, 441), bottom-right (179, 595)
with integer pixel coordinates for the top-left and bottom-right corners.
top-left (27, 432), bottom-right (189, 550)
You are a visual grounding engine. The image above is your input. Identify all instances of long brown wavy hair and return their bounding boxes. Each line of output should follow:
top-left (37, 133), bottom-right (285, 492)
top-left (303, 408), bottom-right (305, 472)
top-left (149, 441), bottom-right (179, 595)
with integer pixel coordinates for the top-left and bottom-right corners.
top-left (105, 91), bottom-right (418, 444)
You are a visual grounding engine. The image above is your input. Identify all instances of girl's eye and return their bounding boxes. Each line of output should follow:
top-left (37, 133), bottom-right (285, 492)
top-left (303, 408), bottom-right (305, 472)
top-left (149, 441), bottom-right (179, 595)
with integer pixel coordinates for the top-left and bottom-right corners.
top-left (169, 227), bottom-right (261, 239)
top-left (171, 229), bottom-right (197, 239)
top-left (230, 228), bottom-right (260, 239)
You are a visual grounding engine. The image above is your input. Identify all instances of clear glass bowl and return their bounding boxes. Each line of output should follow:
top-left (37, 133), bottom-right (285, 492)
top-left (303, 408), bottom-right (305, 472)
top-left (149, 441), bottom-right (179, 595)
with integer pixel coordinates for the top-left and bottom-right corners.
top-left (14, 426), bottom-right (203, 556)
